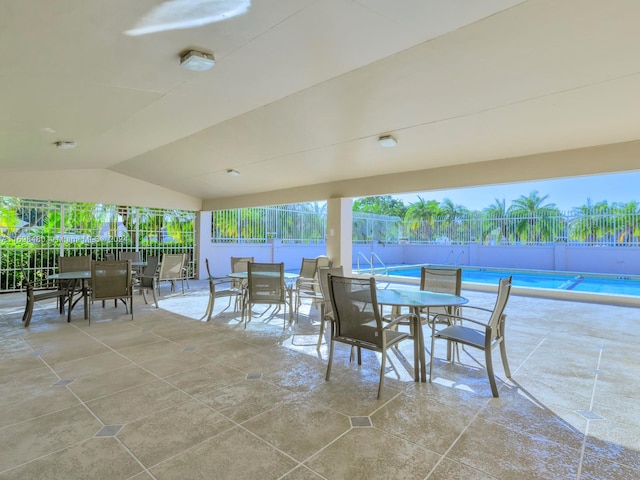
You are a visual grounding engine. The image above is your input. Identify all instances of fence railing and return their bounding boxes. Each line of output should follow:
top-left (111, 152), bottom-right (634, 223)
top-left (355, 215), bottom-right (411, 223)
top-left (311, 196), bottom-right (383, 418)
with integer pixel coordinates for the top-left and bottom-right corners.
top-left (0, 198), bottom-right (196, 291)
top-left (211, 206), bottom-right (640, 247)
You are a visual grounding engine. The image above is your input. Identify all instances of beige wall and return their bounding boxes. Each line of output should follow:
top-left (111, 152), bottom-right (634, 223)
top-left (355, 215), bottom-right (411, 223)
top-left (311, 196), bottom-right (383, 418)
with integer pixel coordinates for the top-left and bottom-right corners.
top-left (202, 140), bottom-right (640, 210)
top-left (0, 169), bottom-right (201, 211)
top-left (3, 140), bottom-right (640, 212)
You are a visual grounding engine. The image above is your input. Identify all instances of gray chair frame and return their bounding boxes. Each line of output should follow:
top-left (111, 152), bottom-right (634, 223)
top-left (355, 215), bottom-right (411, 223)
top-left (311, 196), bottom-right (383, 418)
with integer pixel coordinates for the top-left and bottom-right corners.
top-left (21, 279), bottom-right (71, 327)
top-left (316, 266), bottom-right (343, 349)
top-left (245, 262), bottom-right (288, 330)
top-left (137, 255), bottom-right (159, 308)
top-left (201, 258), bottom-right (244, 321)
top-left (157, 253), bottom-right (186, 294)
top-left (90, 260), bottom-right (134, 322)
top-left (58, 255), bottom-right (92, 316)
top-left (430, 276), bottom-right (513, 397)
top-left (326, 274), bottom-right (414, 399)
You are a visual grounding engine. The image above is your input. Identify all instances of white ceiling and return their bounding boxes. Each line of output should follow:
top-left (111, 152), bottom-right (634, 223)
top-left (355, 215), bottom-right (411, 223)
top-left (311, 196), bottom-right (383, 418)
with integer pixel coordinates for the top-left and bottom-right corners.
top-left (2, 0), bottom-right (640, 210)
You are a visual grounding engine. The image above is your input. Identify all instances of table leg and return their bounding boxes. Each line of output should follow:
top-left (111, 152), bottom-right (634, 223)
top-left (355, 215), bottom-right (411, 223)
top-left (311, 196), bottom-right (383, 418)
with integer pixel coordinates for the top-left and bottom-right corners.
top-left (412, 311), bottom-right (420, 381)
top-left (66, 280), bottom-right (76, 323)
top-left (82, 279), bottom-right (89, 319)
top-left (414, 307), bottom-right (427, 382)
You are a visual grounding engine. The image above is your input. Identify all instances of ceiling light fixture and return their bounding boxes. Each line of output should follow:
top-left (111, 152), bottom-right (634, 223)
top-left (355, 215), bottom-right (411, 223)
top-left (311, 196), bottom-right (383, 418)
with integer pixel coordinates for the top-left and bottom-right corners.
top-left (227, 169), bottom-right (240, 177)
top-left (55, 141), bottom-right (77, 149)
top-left (180, 50), bottom-right (215, 71)
top-left (378, 135), bottom-right (397, 148)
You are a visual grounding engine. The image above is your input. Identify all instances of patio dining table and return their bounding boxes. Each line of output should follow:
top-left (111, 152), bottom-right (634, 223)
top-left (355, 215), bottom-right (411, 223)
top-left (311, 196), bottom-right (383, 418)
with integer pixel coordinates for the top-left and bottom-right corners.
top-left (375, 288), bottom-right (468, 382)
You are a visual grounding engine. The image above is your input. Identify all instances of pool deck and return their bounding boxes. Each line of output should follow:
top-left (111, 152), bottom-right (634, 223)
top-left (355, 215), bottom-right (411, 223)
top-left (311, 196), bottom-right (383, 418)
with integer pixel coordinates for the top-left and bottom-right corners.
top-left (1, 280), bottom-right (639, 479)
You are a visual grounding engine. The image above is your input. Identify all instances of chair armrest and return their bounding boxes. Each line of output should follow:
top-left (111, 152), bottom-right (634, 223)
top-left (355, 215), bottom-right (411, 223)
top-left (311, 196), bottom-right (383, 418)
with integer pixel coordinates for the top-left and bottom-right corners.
top-left (383, 312), bottom-right (417, 330)
top-left (296, 276), bottom-right (318, 287)
top-left (431, 312), bottom-right (489, 328)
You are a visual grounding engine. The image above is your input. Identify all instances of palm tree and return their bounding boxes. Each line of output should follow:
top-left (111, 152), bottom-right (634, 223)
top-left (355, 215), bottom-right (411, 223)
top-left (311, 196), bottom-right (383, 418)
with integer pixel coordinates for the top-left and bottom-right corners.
top-left (439, 198), bottom-right (469, 243)
top-left (508, 191), bottom-right (560, 243)
top-left (404, 197), bottom-right (440, 242)
top-left (482, 198), bottom-right (510, 244)
top-left (568, 199), bottom-right (612, 244)
top-left (613, 201), bottom-right (640, 245)
top-left (0, 197), bottom-right (21, 237)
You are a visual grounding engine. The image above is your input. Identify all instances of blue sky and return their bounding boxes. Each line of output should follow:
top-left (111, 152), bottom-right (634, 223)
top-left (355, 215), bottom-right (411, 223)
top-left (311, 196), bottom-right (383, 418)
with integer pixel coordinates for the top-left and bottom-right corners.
top-left (393, 171), bottom-right (640, 212)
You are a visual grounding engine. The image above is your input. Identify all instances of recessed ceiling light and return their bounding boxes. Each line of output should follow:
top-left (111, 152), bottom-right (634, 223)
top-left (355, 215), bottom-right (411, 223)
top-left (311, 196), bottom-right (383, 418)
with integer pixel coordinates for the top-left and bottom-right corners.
top-left (180, 50), bottom-right (215, 71)
top-left (378, 135), bottom-right (397, 148)
top-left (227, 169), bottom-right (240, 177)
top-left (55, 141), bottom-right (77, 149)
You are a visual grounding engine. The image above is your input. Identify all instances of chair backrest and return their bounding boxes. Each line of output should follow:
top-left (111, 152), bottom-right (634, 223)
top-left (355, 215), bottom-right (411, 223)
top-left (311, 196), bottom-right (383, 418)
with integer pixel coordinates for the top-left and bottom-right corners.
top-left (420, 267), bottom-right (461, 295)
top-left (59, 255), bottom-right (91, 272)
top-left (118, 251), bottom-right (141, 263)
top-left (318, 266), bottom-right (344, 317)
top-left (158, 254), bottom-right (184, 280)
top-left (91, 260), bottom-right (132, 301)
top-left (328, 274), bottom-right (383, 348)
top-left (138, 255), bottom-right (159, 287)
top-left (231, 257), bottom-right (254, 273)
top-left (315, 255), bottom-right (332, 270)
top-left (298, 258), bottom-right (318, 279)
top-left (488, 276), bottom-right (513, 340)
top-left (205, 258), bottom-right (213, 278)
top-left (247, 262), bottom-right (286, 303)
top-left (104, 253), bottom-right (115, 261)
top-left (181, 252), bottom-right (191, 276)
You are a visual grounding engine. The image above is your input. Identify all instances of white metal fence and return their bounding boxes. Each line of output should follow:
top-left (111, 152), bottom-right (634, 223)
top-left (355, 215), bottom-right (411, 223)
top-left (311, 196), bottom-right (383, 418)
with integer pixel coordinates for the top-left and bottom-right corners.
top-left (212, 206), bottom-right (640, 247)
top-left (0, 198), bottom-right (195, 291)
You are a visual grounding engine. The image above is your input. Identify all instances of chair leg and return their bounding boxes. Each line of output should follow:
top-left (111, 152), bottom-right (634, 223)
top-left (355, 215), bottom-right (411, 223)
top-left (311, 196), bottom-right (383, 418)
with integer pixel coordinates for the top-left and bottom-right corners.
top-left (378, 351), bottom-right (386, 399)
top-left (485, 349), bottom-right (499, 398)
top-left (151, 285), bottom-right (158, 309)
top-left (325, 339), bottom-right (335, 381)
top-left (429, 330), bottom-right (436, 382)
top-left (23, 298), bottom-right (34, 327)
top-left (201, 293), bottom-right (214, 321)
top-left (284, 302), bottom-right (288, 331)
top-left (317, 318), bottom-right (325, 350)
top-left (499, 339), bottom-right (511, 378)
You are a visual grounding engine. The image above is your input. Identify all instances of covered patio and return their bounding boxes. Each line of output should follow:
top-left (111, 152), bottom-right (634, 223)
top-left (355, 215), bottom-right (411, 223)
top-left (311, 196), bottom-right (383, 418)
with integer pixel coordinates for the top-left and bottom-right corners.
top-left (1, 281), bottom-right (638, 479)
top-left (3, 1), bottom-right (640, 479)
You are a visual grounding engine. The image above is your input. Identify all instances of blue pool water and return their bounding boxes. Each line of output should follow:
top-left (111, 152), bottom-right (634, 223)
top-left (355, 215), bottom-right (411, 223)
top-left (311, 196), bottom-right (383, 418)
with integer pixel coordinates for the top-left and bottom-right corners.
top-left (376, 265), bottom-right (640, 297)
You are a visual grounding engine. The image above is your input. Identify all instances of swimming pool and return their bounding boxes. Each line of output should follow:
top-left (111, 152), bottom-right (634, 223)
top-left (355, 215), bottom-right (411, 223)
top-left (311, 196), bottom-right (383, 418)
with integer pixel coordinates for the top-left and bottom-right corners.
top-left (372, 265), bottom-right (640, 297)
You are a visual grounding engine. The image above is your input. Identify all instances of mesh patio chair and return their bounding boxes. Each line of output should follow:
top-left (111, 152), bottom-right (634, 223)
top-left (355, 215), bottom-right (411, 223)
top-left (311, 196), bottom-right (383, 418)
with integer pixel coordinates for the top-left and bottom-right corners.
top-left (90, 260), bottom-right (134, 322)
top-left (230, 256), bottom-right (253, 301)
top-left (136, 255), bottom-right (159, 308)
top-left (157, 253), bottom-right (186, 294)
top-left (118, 251), bottom-right (142, 276)
top-left (326, 275), bottom-right (415, 399)
top-left (21, 277), bottom-right (71, 328)
top-left (316, 266), bottom-right (343, 349)
top-left (245, 262), bottom-right (288, 330)
top-left (430, 276), bottom-right (513, 397)
top-left (58, 255), bottom-right (92, 318)
top-left (201, 258), bottom-right (244, 321)
top-left (419, 267), bottom-right (463, 360)
top-left (294, 257), bottom-right (321, 321)
top-left (181, 252), bottom-right (191, 289)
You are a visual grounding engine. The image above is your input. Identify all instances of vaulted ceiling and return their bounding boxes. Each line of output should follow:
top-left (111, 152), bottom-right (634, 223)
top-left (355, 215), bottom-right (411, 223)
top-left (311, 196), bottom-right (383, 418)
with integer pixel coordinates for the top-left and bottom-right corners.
top-left (2, 0), bottom-right (640, 211)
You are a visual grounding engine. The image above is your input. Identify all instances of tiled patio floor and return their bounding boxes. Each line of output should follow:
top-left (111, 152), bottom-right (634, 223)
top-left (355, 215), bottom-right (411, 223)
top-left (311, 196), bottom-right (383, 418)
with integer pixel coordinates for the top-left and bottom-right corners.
top-left (1, 280), bottom-right (639, 479)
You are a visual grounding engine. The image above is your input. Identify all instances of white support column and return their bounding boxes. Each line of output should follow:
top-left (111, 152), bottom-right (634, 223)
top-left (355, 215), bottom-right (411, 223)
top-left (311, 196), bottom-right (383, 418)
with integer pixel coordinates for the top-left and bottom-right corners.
top-left (326, 197), bottom-right (353, 274)
top-left (196, 211), bottom-right (211, 279)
